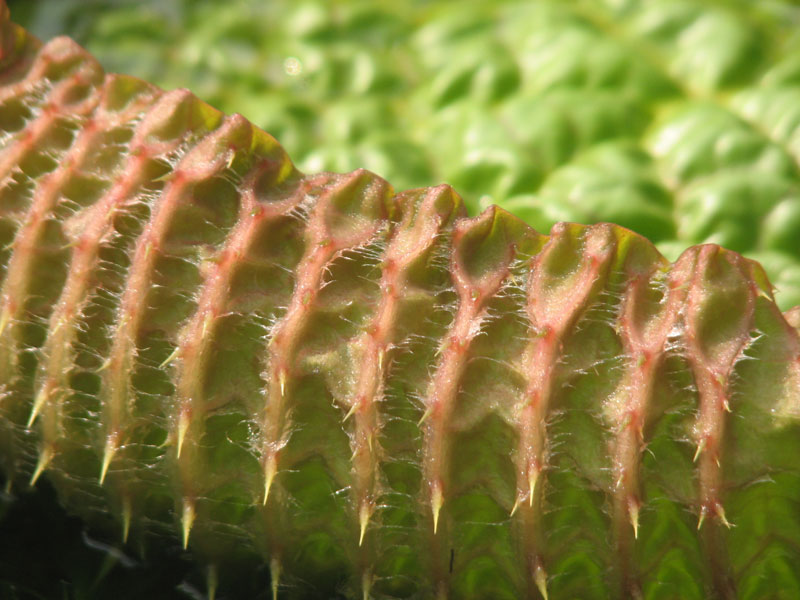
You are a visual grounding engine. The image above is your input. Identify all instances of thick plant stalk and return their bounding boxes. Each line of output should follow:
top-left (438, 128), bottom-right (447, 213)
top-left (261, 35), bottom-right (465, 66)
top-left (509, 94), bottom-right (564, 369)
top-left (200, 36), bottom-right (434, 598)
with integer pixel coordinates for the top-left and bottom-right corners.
top-left (1, 5), bottom-right (800, 600)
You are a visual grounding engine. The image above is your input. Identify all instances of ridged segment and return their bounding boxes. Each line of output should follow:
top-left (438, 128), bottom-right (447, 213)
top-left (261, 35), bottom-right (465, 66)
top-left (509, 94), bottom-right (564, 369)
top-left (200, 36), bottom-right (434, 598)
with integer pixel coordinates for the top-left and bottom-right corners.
top-left (342, 184), bottom-right (463, 596)
top-left (259, 168), bottom-right (392, 590)
top-left (0, 38), bottom-right (102, 388)
top-left (682, 246), bottom-right (757, 597)
top-left (1, 7), bottom-right (800, 599)
top-left (99, 96), bottom-right (227, 502)
top-left (420, 205), bottom-right (536, 598)
top-left (515, 223), bottom-right (616, 597)
top-left (163, 117), bottom-right (297, 551)
top-left (606, 239), bottom-right (680, 596)
top-left (39, 87), bottom-right (224, 541)
top-left (0, 37), bottom-right (105, 487)
top-left (27, 75), bottom-right (161, 491)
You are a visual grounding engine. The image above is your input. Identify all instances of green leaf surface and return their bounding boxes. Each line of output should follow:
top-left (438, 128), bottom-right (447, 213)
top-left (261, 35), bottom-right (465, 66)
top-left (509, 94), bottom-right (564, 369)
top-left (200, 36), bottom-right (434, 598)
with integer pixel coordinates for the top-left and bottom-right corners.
top-left (11, 0), bottom-right (800, 309)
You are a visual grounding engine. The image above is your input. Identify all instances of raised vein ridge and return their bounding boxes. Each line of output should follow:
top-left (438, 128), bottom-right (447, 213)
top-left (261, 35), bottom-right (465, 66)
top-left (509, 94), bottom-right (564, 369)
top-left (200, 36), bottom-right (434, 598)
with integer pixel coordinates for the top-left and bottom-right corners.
top-left (1, 7), bottom-right (799, 600)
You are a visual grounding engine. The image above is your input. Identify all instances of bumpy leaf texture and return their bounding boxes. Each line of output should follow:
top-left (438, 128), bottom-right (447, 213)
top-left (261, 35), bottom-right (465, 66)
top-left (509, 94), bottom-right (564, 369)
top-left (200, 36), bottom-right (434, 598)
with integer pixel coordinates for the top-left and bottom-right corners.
top-left (1, 2), bottom-right (800, 600)
top-left (11, 0), bottom-right (800, 311)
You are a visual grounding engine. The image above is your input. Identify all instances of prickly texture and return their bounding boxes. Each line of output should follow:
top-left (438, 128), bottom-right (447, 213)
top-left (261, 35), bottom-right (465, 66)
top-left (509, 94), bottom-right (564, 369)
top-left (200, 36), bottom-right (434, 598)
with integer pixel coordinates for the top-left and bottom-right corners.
top-left (14, 0), bottom-right (800, 311)
top-left (2, 7), bottom-right (800, 600)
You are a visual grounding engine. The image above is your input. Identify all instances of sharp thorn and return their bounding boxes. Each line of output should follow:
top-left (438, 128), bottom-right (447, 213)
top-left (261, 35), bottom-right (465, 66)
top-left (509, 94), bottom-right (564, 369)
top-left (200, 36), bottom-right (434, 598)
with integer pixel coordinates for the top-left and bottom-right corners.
top-left (50, 318), bottom-right (64, 336)
top-left (30, 445), bottom-right (53, 486)
top-left (418, 406), bottom-right (432, 427)
top-left (159, 345), bottom-right (181, 369)
top-left (431, 483), bottom-right (443, 535)
top-left (27, 387), bottom-right (48, 428)
top-left (279, 369), bottom-right (287, 398)
top-left (697, 506), bottom-right (707, 531)
top-left (629, 500), bottom-right (640, 540)
top-left (270, 557), bottom-right (281, 600)
top-left (693, 438), bottom-right (705, 463)
top-left (529, 468), bottom-right (538, 507)
top-left (153, 171), bottom-right (173, 183)
top-left (202, 312), bottom-right (213, 339)
top-left (343, 402), bottom-right (358, 423)
top-left (716, 503), bottom-right (731, 528)
top-left (181, 498), bottom-right (195, 549)
top-left (176, 411), bottom-right (189, 459)
top-left (367, 430), bottom-right (374, 453)
top-left (99, 437), bottom-right (117, 485)
top-left (510, 495), bottom-right (520, 517)
top-left (534, 564), bottom-right (549, 600)
top-left (263, 454), bottom-right (277, 505)
top-left (359, 502), bottom-right (370, 547)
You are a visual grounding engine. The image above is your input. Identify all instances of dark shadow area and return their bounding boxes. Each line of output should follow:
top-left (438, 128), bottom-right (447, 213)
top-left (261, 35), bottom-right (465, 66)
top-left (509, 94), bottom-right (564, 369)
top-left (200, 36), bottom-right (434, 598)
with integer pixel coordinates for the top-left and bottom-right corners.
top-left (0, 475), bottom-right (195, 600)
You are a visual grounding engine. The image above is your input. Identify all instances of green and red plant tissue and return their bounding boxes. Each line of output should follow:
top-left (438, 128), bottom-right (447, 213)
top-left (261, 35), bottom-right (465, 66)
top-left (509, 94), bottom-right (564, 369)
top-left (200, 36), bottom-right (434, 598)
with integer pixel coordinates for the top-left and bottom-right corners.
top-left (1, 2), bottom-right (800, 599)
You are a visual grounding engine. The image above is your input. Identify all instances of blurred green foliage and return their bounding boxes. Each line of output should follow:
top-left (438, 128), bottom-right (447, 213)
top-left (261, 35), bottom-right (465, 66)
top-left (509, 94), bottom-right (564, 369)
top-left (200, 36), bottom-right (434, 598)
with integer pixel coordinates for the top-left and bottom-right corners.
top-left (11, 0), bottom-right (800, 309)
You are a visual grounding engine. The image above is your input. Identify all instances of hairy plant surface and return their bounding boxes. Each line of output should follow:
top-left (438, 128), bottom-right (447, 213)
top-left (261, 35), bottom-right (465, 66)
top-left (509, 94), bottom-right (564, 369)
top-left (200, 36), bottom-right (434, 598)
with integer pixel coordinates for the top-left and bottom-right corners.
top-left (11, 0), bottom-right (800, 310)
top-left (1, 3), bottom-right (800, 600)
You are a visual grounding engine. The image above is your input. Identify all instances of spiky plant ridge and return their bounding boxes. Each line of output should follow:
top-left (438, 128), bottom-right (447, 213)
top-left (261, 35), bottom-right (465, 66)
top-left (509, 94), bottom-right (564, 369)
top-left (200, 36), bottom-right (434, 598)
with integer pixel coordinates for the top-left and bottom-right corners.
top-left (1, 3), bottom-right (800, 599)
